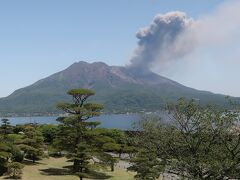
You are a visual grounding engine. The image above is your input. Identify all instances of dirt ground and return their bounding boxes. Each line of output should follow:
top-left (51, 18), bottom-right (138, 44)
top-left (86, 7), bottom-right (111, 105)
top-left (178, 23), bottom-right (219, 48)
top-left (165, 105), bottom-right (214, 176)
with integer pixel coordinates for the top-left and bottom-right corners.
top-left (0, 157), bottom-right (134, 180)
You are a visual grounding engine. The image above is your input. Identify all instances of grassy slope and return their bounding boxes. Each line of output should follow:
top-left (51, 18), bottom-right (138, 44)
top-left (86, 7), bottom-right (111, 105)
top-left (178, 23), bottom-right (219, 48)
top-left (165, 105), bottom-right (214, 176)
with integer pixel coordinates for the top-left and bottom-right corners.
top-left (0, 157), bottom-right (134, 180)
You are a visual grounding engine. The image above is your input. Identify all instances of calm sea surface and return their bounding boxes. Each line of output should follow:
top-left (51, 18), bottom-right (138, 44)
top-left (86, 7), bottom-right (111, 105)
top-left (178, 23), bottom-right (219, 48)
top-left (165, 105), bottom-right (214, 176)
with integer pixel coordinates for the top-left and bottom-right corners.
top-left (5, 114), bottom-right (140, 130)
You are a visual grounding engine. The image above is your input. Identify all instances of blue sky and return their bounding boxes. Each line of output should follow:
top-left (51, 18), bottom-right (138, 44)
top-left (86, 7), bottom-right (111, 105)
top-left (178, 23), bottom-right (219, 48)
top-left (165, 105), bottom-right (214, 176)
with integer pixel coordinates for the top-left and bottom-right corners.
top-left (1, 0), bottom-right (238, 97)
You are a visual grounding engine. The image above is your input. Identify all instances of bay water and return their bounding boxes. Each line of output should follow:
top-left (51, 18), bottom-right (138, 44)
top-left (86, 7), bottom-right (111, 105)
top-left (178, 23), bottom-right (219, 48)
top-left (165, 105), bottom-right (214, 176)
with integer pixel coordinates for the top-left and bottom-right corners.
top-left (4, 114), bottom-right (140, 130)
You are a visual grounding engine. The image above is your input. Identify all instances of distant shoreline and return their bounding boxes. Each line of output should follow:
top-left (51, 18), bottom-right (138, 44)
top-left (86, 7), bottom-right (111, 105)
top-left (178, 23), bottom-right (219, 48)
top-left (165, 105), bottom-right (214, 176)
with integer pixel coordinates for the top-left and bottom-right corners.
top-left (0, 111), bottom-right (156, 118)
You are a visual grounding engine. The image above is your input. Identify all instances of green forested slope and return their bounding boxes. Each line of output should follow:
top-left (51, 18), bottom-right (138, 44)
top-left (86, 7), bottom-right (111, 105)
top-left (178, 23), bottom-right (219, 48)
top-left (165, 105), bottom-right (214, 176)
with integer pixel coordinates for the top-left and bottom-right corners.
top-left (0, 61), bottom-right (236, 115)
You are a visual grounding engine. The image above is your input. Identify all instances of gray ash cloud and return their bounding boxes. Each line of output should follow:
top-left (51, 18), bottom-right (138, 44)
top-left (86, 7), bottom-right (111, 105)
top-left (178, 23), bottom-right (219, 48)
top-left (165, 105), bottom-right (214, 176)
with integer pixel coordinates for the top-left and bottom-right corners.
top-left (129, 11), bottom-right (194, 71)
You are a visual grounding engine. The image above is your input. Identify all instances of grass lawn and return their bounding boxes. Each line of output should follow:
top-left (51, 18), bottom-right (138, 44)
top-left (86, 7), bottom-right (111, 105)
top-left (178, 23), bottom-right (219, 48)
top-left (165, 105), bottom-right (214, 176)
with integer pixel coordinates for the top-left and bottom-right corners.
top-left (0, 157), bottom-right (134, 180)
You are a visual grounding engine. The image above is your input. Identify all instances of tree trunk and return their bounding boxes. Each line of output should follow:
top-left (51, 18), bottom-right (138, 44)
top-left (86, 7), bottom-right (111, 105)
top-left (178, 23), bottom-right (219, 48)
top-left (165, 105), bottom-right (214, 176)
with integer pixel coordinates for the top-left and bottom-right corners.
top-left (73, 159), bottom-right (79, 172)
top-left (32, 155), bottom-right (35, 163)
top-left (111, 163), bottom-right (114, 172)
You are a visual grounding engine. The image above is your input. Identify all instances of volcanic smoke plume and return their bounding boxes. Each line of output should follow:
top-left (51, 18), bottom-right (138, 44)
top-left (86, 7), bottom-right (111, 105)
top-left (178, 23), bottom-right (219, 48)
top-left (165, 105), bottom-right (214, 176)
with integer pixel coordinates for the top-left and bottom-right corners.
top-left (129, 11), bottom-right (194, 72)
top-left (127, 0), bottom-right (240, 96)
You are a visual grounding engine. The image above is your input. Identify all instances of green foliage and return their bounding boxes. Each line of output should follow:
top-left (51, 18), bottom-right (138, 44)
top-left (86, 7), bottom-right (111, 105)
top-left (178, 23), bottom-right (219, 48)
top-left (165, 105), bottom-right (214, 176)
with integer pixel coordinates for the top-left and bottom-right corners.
top-left (0, 142), bottom-right (11, 175)
top-left (94, 128), bottom-right (134, 158)
top-left (128, 150), bottom-right (164, 180)
top-left (7, 162), bottom-right (24, 179)
top-left (0, 120), bottom-right (14, 176)
top-left (97, 153), bottom-right (118, 172)
top-left (129, 99), bottom-right (240, 179)
top-left (0, 121), bottom-right (26, 177)
top-left (0, 119), bottom-right (13, 137)
top-left (56, 88), bottom-right (110, 179)
top-left (17, 125), bottom-right (44, 163)
top-left (0, 120), bottom-right (47, 178)
top-left (67, 88), bottom-right (95, 96)
top-left (97, 128), bottom-right (126, 144)
top-left (38, 124), bottom-right (58, 144)
top-left (11, 148), bottom-right (24, 163)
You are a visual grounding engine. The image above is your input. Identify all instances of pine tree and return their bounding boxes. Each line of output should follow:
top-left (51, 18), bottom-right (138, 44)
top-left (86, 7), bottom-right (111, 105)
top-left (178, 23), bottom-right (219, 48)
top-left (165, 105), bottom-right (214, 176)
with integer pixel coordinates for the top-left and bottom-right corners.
top-left (18, 125), bottom-right (44, 163)
top-left (56, 88), bottom-right (104, 180)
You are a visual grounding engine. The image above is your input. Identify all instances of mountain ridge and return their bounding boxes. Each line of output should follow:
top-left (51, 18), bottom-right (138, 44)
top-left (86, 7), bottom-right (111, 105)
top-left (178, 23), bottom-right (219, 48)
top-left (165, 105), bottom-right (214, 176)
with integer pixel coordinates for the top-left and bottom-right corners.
top-left (0, 61), bottom-right (237, 116)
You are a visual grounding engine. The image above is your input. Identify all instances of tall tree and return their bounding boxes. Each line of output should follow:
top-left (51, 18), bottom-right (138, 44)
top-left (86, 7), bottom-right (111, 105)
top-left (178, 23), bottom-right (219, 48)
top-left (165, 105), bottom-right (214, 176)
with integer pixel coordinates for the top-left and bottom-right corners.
top-left (56, 88), bottom-right (104, 180)
top-left (129, 99), bottom-right (240, 179)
